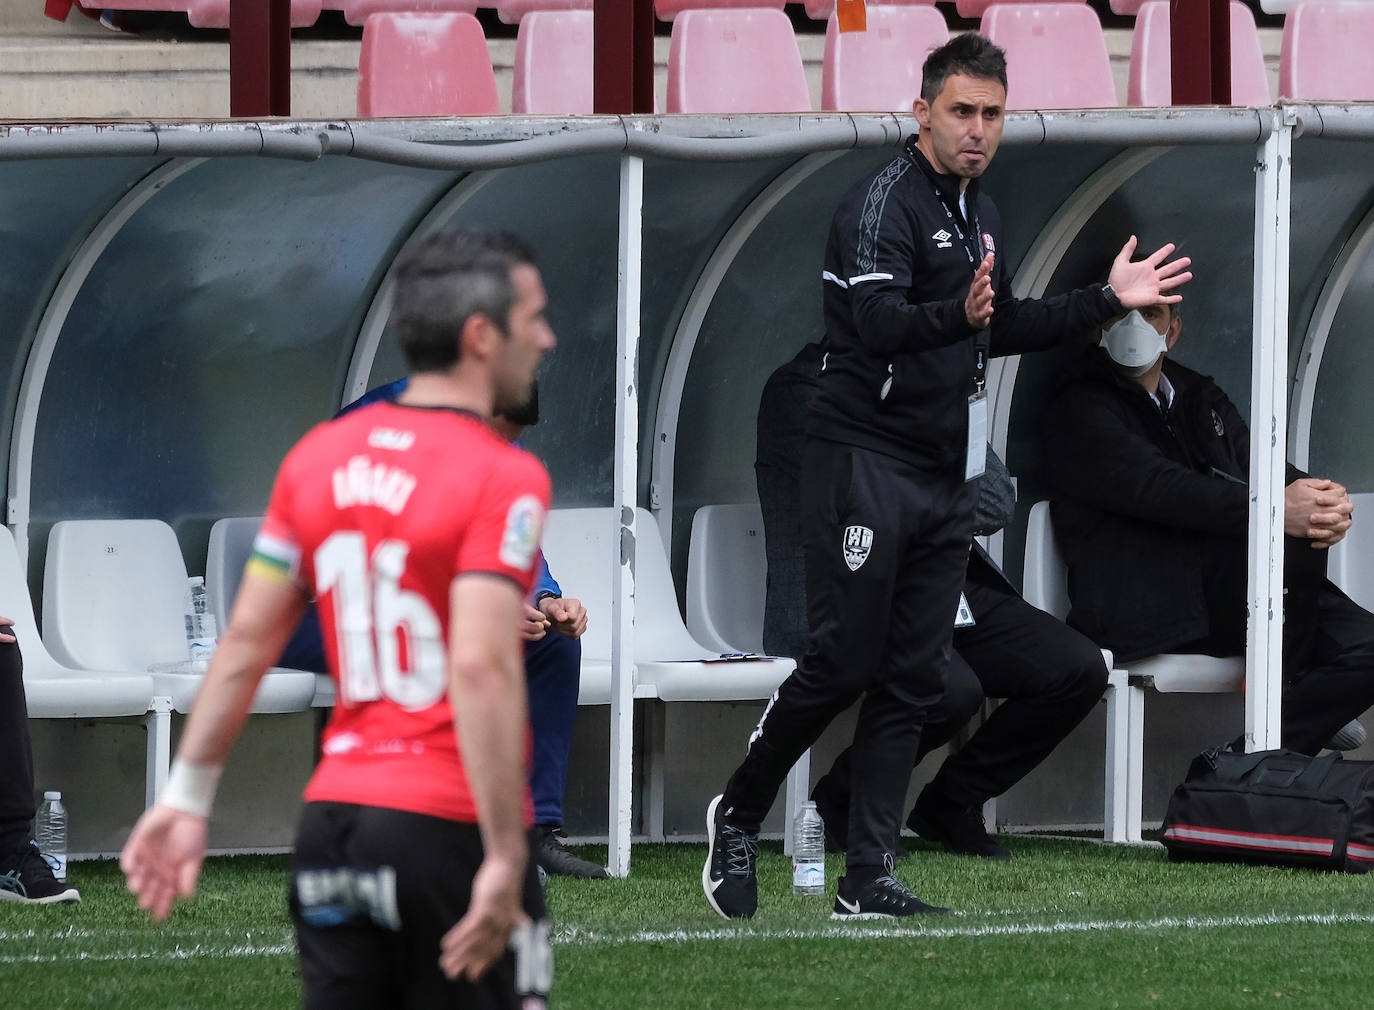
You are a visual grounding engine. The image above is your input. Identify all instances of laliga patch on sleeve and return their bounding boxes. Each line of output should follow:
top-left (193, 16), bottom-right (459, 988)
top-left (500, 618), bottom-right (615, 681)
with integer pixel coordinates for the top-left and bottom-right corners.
top-left (500, 494), bottom-right (545, 571)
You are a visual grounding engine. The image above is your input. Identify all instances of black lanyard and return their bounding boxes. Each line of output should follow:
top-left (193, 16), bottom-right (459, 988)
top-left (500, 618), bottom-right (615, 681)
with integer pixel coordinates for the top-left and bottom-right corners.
top-left (929, 180), bottom-right (991, 392)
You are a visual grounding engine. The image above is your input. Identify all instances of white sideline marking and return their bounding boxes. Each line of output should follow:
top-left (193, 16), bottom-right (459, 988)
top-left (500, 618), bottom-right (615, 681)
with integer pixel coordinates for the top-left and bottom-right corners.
top-left (5, 912), bottom-right (1374, 964)
top-left (553, 911), bottom-right (1374, 947)
top-left (0, 941), bottom-right (293, 965)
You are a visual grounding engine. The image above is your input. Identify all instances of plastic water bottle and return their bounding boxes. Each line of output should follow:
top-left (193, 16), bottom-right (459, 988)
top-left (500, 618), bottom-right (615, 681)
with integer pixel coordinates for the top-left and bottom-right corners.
top-left (792, 800), bottom-right (826, 896)
top-left (185, 577), bottom-right (218, 673)
top-left (36, 791), bottom-right (68, 881)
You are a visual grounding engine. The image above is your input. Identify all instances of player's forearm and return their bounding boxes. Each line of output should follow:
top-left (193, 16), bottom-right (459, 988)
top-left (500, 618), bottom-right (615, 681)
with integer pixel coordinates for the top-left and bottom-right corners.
top-left (451, 647), bottom-right (530, 864)
top-left (174, 626), bottom-right (279, 767)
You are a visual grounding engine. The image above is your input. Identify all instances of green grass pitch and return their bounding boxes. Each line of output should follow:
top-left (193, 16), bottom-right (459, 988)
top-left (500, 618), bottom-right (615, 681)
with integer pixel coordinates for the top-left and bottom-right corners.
top-left (3, 836), bottom-right (1372, 1009)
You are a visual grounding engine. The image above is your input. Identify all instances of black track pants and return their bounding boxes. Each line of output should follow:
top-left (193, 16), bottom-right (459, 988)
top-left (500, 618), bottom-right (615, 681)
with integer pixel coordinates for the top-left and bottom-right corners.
top-left (720, 439), bottom-right (975, 871)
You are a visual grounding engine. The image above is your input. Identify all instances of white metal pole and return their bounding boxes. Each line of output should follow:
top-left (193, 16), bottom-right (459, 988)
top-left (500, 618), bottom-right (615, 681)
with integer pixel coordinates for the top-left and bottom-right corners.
top-left (609, 154), bottom-right (644, 877)
top-left (1245, 111), bottom-right (1292, 751)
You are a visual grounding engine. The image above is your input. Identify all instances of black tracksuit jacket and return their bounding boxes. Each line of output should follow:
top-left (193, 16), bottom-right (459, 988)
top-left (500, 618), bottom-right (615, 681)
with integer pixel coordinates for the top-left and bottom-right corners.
top-left (809, 136), bottom-right (1120, 473)
top-left (1042, 350), bottom-right (1307, 661)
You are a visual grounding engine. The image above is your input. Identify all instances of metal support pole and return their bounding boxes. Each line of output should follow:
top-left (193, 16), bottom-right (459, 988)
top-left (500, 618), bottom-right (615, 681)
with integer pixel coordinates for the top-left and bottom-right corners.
top-left (230, 0), bottom-right (291, 117)
top-left (1245, 111), bottom-right (1292, 751)
top-left (609, 155), bottom-right (644, 877)
top-left (595, 0), bottom-right (655, 114)
top-left (1170, 0), bottom-right (1231, 104)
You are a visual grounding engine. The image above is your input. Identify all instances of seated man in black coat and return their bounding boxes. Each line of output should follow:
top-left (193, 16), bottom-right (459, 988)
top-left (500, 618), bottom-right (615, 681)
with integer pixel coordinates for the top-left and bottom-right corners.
top-left (758, 343), bottom-right (1108, 860)
top-left (1042, 301), bottom-right (1374, 754)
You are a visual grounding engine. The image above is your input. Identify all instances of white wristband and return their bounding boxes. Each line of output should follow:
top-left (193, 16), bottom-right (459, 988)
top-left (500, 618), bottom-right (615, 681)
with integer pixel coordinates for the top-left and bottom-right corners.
top-left (159, 758), bottom-right (222, 819)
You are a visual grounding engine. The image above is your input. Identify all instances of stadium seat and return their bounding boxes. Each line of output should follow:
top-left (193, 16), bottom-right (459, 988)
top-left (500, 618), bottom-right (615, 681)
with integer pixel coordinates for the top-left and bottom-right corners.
top-left (666, 8), bottom-right (812, 113)
top-left (339, 0), bottom-right (477, 27)
top-left (357, 12), bottom-right (501, 118)
top-left (42, 519), bottom-right (318, 721)
top-left (541, 507), bottom-right (805, 843)
top-left (821, 5), bottom-right (949, 111)
top-left (981, 3), bottom-right (1119, 110)
top-left (497, 0), bottom-right (592, 24)
top-left (0, 524), bottom-right (164, 807)
top-left (685, 503), bottom-right (769, 656)
top-left (955, 0), bottom-right (1060, 20)
top-left (1128, 1), bottom-right (1271, 106)
top-left (1279, 2), bottom-right (1374, 101)
top-left (70, 0), bottom-right (323, 29)
top-left (1024, 501), bottom-right (1243, 843)
top-left (513, 9), bottom-right (594, 114)
top-left (655, 0), bottom-right (785, 20)
top-left (205, 516), bottom-right (334, 708)
top-left (806, 0), bottom-right (936, 19)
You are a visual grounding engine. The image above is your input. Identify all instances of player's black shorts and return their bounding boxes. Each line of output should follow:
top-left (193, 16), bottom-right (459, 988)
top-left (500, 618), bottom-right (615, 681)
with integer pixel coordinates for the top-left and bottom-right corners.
top-left (289, 801), bottom-right (551, 1010)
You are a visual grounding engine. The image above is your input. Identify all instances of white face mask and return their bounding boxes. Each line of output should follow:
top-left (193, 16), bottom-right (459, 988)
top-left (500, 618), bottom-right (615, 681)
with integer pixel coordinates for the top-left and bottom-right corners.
top-left (1100, 310), bottom-right (1167, 377)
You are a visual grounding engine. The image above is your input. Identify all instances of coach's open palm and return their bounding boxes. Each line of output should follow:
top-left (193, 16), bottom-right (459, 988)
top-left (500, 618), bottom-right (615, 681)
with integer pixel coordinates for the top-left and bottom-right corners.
top-left (438, 857), bottom-right (528, 982)
top-left (120, 804), bottom-right (208, 922)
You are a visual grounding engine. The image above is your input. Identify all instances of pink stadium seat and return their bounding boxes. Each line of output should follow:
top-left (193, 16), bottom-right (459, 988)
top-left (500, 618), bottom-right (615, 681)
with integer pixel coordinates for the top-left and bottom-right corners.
top-left (955, 0), bottom-right (1056, 21)
top-left (67, 0), bottom-right (321, 29)
top-left (341, 0), bottom-right (477, 28)
top-left (1107, 0), bottom-right (1149, 13)
top-left (1128, 2), bottom-right (1270, 106)
top-left (357, 12), bottom-right (500, 118)
top-left (1280, 1), bottom-right (1374, 100)
top-left (981, 3), bottom-right (1118, 109)
top-left (656, 0), bottom-right (785, 20)
top-left (667, 8), bottom-right (812, 113)
top-left (805, 0), bottom-right (936, 19)
top-left (498, 0), bottom-right (593, 25)
top-left (513, 10), bottom-right (594, 114)
top-left (822, 6), bottom-right (949, 111)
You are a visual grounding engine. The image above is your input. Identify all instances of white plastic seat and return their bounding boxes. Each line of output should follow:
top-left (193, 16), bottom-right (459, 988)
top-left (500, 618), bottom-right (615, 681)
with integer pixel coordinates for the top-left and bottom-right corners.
top-left (541, 506), bottom-right (804, 843)
top-left (0, 524), bottom-right (164, 806)
top-left (686, 503), bottom-right (768, 655)
top-left (1025, 501), bottom-right (1244, 842)
top-left (205, 516), bottom-right (334, 708)
top-left (43, 520), bottom-right (317, 720)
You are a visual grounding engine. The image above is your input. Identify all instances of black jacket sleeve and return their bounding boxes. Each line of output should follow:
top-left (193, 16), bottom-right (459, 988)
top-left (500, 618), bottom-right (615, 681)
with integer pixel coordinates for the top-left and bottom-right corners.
top-left (1043, 381), bottom-right (1250, 537)
top-left (835, 197), bottom-right (978, 359)
top-left (988, 276), bottom-right (1118, 358)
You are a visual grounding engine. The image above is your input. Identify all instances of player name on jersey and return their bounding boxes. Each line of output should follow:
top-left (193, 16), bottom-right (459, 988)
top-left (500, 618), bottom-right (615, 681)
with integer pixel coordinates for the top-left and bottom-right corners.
top-left (332, 453), bottom-right (418, 516)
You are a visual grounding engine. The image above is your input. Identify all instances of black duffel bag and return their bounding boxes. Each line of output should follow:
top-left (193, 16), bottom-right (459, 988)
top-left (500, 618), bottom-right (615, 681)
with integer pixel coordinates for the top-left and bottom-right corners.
top-left (1162, 747), bottom-right (1374, 873)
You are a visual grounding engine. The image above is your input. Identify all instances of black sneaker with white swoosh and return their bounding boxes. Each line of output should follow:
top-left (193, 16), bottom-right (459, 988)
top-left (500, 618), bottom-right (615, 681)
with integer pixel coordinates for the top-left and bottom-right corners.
top-left (702, 794), bottom-right (759, 920)
top-left (831, 858), bottom-right (948, 920)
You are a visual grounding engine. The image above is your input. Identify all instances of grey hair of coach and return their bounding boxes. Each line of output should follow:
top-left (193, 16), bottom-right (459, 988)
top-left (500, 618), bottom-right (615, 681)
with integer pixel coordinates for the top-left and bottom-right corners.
top-left (390, 228), bottom-right (538, 375)
top-left (920, 33), bottom-right (1008, 103)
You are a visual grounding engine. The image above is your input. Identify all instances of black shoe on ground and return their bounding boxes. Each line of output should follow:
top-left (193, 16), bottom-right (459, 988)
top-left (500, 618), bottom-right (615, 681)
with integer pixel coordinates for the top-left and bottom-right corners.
top-left (702, 794), bottom-right (758, 920)
top-left (0, 841), bottom-right (80, 905)
top-left (534, 824), bottom-right (608, 879)
top-left (831, 865), bottom-right (949, 920)
top-left (907, 789), bottom-right (1011, 861)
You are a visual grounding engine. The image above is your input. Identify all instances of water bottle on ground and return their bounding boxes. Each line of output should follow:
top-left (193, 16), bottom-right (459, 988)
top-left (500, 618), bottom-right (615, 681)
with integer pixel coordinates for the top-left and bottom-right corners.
top-left (185, 576), bottom-right (218, 673)
top-left (36, 791), bottom-right (68, 881)
top-left (792, 800), bottom-right (826, 896)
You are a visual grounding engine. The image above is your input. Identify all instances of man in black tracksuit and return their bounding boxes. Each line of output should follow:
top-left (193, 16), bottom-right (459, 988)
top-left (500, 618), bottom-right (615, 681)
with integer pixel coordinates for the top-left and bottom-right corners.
top-left (756, 342), bottom-right (1108, 863)
top-left (702, 34), bottom-right (1193, 921)
top-left (1042, 302), bottom-right (1374, 755)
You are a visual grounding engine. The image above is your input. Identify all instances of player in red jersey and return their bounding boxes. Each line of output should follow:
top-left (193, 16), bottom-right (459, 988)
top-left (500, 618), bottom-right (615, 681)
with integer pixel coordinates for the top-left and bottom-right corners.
top-left (121, 229), bottom-right (557, 1009)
